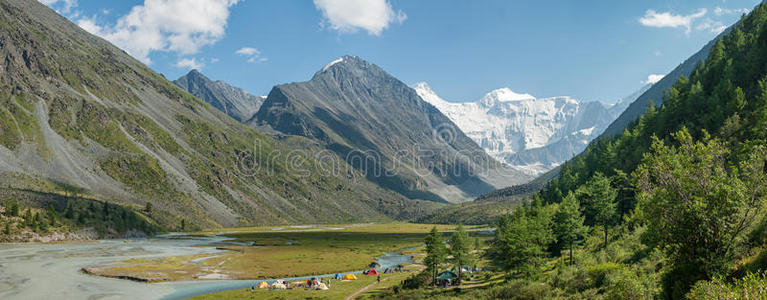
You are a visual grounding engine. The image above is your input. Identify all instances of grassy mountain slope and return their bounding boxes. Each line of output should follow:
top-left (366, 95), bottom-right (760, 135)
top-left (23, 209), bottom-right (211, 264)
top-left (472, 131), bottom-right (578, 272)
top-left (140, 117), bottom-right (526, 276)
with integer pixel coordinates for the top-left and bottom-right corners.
top-left (0, 0), bottom-right (427, 230)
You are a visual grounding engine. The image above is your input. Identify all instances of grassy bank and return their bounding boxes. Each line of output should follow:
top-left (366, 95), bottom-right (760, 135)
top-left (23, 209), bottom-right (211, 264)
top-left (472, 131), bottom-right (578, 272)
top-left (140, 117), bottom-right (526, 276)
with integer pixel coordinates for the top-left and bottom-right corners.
top-left (84, 223), bottom-right (480, 282)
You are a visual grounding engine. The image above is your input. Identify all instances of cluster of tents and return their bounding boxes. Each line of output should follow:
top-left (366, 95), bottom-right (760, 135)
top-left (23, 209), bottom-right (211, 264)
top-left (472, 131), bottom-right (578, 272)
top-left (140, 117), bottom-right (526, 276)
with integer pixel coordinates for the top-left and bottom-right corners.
top-left (254, 278), bottom-right (331, 291)
top-left (435, 266), bottom-right (481, 287)
top-left (250, 261), bottom-right (401, 293)
top-left (334, 273), bottom-right (357, 280)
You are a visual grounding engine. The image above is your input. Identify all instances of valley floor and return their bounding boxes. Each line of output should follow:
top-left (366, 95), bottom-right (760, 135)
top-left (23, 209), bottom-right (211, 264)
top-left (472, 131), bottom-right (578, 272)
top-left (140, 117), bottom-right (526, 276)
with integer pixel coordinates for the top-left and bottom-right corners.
top-left (0, 222), bottom-right (488, 300)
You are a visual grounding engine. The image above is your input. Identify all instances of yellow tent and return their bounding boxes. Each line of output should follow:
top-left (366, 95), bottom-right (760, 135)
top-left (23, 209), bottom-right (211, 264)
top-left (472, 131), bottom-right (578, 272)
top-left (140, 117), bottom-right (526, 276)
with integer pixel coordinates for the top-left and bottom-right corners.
top-left (342, 274), bottom-right (357, 280)
top-left (257, 281), bottom-right (269, 289)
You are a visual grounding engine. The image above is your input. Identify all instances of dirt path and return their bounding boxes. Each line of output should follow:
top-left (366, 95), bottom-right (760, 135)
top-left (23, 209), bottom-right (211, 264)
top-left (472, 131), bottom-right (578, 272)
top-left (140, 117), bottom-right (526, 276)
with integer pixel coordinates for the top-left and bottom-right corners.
top-left (344, 276), bottom-right (392, 300)
top-left (345, 267), bottom-right (425, 300)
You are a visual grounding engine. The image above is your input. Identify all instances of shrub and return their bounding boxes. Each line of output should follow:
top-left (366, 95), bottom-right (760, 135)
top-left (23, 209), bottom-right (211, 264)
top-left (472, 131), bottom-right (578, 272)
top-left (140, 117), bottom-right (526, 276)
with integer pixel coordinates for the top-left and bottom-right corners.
top-left (688, 271), bottom-right (767, 299)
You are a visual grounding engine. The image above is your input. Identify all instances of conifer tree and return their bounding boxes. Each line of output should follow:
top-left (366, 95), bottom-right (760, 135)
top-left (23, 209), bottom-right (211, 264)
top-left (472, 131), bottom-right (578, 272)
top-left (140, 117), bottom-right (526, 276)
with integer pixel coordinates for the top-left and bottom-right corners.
top-left (554, 193), bottom-right (586, 266)
top-left (424, 226), bottom-right (447, 286)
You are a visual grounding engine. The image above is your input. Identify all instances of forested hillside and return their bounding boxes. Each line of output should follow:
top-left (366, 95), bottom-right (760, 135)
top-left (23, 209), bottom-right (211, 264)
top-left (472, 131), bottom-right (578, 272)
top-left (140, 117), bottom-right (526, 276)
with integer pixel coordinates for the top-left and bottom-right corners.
top-left (383, 4), bottom-right (767, 299)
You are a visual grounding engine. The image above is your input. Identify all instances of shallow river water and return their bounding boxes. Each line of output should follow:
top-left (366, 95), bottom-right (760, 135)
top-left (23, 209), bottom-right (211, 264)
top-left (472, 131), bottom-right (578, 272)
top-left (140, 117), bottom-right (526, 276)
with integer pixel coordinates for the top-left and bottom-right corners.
top-left (0, 234), bottom-right (412, 299)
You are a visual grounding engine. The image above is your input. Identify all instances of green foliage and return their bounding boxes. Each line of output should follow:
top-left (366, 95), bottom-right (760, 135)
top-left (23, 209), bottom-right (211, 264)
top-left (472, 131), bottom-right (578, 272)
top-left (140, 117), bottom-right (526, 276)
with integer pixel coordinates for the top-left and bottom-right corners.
top-left (525, 3), bottom-right (767, 298)
top-left (575, 172), bottom-right (617, 249)
top-left (424, 226), bottom-right (447, 286)
top-left (554, 193), bottom-right (587, 266)
top-left (688, 271), bottom-right (767, 299)
top-left (8, 201), bottom-right (18, 217)
top-left (449, 224), bottom-right (474, 281)
top-left (487, 199), bottom-right (553, 278)
top-left (635, 128), bottom-right (767, 297)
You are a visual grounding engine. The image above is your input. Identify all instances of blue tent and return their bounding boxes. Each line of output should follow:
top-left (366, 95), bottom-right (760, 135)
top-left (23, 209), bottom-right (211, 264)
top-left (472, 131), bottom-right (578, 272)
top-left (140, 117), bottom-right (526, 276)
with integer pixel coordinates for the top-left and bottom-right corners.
top-left (334, 273), bottom-right (342, 280)
top-left (437, 271), bottom-right (458, 280)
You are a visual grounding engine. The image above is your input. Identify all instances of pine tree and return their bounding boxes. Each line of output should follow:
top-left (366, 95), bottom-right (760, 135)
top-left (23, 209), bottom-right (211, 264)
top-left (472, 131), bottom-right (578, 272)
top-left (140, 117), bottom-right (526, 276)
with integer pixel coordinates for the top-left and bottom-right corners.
top-left (554, 193), bottom-right (586, 266)
top-left (64, 203), bottom-right (74, 219)
top-left (24, 209), bottom-right (32, 227)
top-left (424, 226), bottom-right (447, 286)
top-left (145, 202), bottom-right (152, 213)
top-left (449, 224), bottom-right (474, 282)
top-left (488, 202), bottom-right (553, 277)
top-left (47, 204), bottom-right (57, 227)
top-left (577, 172), bottom-right (617, 249)
top-left (9, 201), bottom-right (18, 217)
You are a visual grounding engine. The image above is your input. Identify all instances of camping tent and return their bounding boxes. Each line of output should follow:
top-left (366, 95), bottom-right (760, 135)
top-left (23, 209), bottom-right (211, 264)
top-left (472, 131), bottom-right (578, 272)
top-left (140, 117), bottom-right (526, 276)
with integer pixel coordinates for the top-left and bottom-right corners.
top-left (257, 281), bottom-right (269, 289)
top-left (437, 271), bottom-right (458, 280)
top-left (366, 269), bottom-right (379, 275)
top-left (342, 274), bottom-right (357, 280)
top-left (271, 281), bottom-right (287, 289)
top-left (317, 283), bottom-right (329, 290)
top-left (369, 262), bottom-right (381, 268)
top-left (334, 273), bottom-right (342, 280)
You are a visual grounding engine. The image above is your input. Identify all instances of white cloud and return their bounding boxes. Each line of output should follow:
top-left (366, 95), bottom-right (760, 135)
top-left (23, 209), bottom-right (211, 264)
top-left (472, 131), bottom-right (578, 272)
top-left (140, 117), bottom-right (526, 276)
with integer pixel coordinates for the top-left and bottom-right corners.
top-left (75, 0), bottom-right (240, 64)
top-left (176, 58), bottom-right (203, 70)
top-left (642, 74), bottom-right (665, 85)
top-left (654, 50), bottom-right (662, 56)
top-left (714, 7), bottom-right (750, 16)
top-left (210, 57), bottom-right (220, 63)
top-left (313, 0), bottom-right (406, 35)
top-left (697, 18), bottom-right (727, 34)
top-left (38, 0), bottom-right (77, 13)
top-left (236, 47), bottom-right (260, 56)
top-left (236, 46), bottom-right (266, 63)
top-left (639, 9), bottom-right (707, 34)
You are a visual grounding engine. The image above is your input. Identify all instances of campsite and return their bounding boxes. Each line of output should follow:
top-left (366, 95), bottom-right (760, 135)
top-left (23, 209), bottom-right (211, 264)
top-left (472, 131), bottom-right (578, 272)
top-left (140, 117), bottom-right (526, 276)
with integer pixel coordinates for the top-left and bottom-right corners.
top-left (81, 223), bottom-right (486, 283)
top-left (192, 268), bottom-right (419, 300)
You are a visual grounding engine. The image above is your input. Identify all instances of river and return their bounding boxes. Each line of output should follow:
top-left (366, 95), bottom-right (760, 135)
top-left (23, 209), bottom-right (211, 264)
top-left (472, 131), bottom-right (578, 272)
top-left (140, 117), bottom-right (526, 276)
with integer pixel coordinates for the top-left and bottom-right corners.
top-left (0, 234), bottom-right (412, 299)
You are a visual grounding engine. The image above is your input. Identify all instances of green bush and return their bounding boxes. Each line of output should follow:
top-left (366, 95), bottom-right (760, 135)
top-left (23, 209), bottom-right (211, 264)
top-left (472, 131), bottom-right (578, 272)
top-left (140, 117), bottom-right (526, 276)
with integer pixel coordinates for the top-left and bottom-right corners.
top-left (688, 272), bottom-right (767, 299)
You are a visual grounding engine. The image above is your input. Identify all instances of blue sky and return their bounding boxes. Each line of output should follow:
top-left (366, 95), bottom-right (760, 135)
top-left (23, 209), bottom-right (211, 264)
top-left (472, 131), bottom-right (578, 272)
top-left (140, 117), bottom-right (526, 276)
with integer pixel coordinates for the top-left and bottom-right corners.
top-left (41, 0), bottom-right (759, 104)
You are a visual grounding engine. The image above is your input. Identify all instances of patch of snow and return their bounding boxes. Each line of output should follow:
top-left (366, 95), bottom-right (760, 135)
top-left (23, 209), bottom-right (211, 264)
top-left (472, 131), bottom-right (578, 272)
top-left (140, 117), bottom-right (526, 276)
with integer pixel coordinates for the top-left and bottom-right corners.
top-left (574, 126), bottom-right (596, 136)
top-left (479, 88), bottom-right (535, 105)
top-left (321, 57), bottom-right (344, 72)
top-left (414, 82), bottom-right (643, 175)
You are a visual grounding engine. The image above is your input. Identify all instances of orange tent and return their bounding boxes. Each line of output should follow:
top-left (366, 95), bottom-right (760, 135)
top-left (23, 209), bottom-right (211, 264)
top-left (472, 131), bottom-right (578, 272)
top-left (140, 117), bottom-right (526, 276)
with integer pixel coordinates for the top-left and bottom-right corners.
top-left (366, 268), bottom-right (379, 275)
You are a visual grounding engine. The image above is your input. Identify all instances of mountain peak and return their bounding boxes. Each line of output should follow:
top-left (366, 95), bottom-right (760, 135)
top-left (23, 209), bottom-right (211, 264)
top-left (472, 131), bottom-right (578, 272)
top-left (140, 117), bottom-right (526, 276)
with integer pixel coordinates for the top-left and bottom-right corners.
top-left (479, 88), bottom-right (535, 106)
top-left (413, 82), bottom-right (448, 105)
top-left (321, 57), bottom-right (345, 72)
top-left (313, 55), bottom-right (379, 79)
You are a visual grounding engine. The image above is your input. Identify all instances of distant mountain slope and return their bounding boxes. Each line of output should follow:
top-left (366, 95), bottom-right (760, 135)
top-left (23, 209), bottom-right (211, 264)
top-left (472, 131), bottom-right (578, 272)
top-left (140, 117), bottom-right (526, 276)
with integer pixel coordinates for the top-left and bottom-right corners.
top-left (0, 0), bottom-right (427, 228)
top-left (174, 70), bottom-right (264, 123)
top-left (601, 27), bottom-right (732, 136)
top-left (250, 56), bottom-right (531, 203)
top-left (415, 83), bottom-right (645, 175)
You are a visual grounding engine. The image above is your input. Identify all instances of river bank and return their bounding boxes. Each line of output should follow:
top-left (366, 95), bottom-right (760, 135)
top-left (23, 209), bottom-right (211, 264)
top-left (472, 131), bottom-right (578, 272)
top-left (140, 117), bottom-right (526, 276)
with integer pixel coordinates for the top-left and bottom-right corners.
top-left (0, 223), bottom-right (444, 299)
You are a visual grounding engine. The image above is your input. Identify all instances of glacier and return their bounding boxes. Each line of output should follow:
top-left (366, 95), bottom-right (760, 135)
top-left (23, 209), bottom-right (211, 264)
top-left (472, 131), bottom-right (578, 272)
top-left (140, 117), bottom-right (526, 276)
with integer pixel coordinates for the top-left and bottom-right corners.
top-left (414, 82), bottom-right (648, 175)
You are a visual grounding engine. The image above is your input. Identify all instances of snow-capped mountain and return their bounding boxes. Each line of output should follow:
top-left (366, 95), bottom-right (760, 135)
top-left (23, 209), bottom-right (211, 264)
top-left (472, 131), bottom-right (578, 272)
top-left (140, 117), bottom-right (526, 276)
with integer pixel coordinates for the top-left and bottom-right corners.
top-left (415, 82), bottom-right (646, 175)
